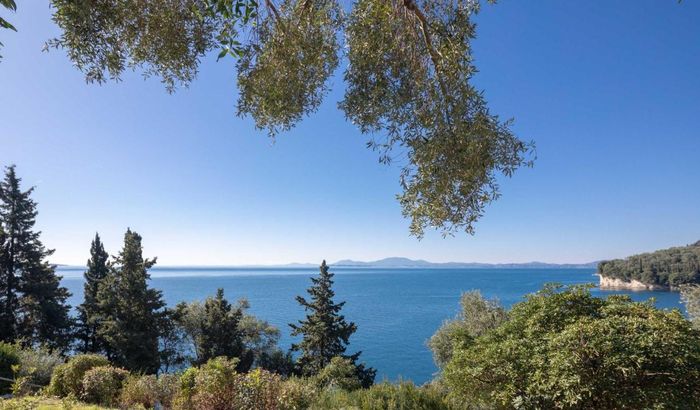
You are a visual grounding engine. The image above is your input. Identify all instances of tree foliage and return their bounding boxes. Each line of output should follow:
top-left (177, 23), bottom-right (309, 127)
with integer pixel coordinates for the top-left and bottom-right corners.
top-left (44, 0), bottom-right (533, 237)
top-left (342, 0), bottom-right (532, 237)
top-left (598, 240), bottom-right (700, 287)
top-left (173, 290), bottom-right (288, 373)
top-left (441, 284), bottom-right (700, 408)
top-left (290, 260), bottom-right (375, 387)
top-left (236, 0), bottom-right (342, 136)
top-left (0, 165), bottom-right (72, 351)
top-left (428, 290), bottom-right (506, 369)
top-left (0, 0), bottom-right (17, 60)
top-left (77, 233), bottom-right (110, 353)
top-left (174, 288), bottom-right (251, 370)
top-left (96, 229), bottom-right (167, 373)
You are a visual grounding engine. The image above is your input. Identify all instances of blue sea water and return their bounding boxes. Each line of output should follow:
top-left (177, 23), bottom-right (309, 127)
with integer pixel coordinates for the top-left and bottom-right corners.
top-left (58, 267), bottom-right (684, 384)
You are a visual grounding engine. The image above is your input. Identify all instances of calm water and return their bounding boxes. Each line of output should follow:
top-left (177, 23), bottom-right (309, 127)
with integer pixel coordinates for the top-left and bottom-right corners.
top-left (58, 267), bottom-right (684, 384)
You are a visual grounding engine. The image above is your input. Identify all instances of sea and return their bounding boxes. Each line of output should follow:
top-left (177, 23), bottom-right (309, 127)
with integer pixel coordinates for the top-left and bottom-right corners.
top-left (57, 266), bottom-right (684, 385)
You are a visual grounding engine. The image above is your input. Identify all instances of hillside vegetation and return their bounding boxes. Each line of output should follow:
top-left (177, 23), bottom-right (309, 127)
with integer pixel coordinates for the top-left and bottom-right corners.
top-left (598, 241), bottom-right (700, 287)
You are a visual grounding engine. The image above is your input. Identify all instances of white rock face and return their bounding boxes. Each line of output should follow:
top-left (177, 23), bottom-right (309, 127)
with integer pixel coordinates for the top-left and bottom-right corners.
top-left (597, 275), bottom-right (667, 291)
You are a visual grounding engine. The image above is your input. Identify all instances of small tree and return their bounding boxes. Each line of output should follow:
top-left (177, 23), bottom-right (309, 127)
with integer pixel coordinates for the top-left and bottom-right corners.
top-left (97, 229), bottom-right (167, 373)
top-left (290, 260), bottom-right (375, 387)
top-left (77, 233), bottom-right (110, 353)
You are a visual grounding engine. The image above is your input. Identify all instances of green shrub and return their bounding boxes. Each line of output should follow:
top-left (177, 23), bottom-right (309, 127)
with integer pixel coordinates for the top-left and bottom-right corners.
top-left (311, 381), bottom-right (450, 410)
top-left (278, 377), bottom-right (319, 410)
top-left (175, 356), bottom-right (285, 410)
top-left (443, 285), bottom-right (700, 408)
top-left (312, 357), bottom-right (362, 391)
top-left (0, 342), bottom-right (20, 394)
top-left (120, 373), bottom-right (180, 409)
top-left (120, 374), bottom-right (159, 409)
top-left (47, 354), bottom-right (110, 398)
top-left (14, 344), bottom-right (64, 389)
top-left (80, 365), bottom-right (129, 406)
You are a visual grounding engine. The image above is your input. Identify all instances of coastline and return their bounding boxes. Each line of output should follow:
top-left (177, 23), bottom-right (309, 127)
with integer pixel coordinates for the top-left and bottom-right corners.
top-left (596, 274), bottom-right (670, 291)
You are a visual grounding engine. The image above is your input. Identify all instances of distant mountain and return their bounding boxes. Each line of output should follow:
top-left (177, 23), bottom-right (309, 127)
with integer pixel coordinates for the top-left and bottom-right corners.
top-left (333, 257), bottom-right (598, 269)
top-left (55, 258), bottom-right (598, 271)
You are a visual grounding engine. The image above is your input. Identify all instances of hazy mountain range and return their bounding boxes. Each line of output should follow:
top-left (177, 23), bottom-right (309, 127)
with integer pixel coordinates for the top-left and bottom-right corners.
top-left (58, 257), bottom-right (598, 270)
top-left (331, 257), bottom-right (598, 269)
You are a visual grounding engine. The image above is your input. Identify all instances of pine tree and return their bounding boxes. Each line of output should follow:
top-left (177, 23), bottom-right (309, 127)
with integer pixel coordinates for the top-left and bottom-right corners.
top-left (0, 165), bottom-right (72, 350)
top-left (97, 229), bottom-right (166, 373)
top-left (76, 233), bottom-right (110, 353)
top-left (290, 260), bottom-right (375, 387)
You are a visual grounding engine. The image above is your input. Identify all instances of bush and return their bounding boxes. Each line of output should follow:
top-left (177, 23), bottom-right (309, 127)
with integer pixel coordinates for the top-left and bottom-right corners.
top-left (0, 342), bottom-right (20, 394)
top-left (120, 373), bottom-right (180, 409)
top-left (47, 354), bottom-right (110, 398)
top-left (312, 357), bottom-right (362, 391)
top-left (14, 344), bottom-right (64, 389)
top-left (175, 356), bottom-right (286, 410)
top-left (278, 377), bottom-right (319, 410)
top-left (443, 285), bottom-right (700, 408)
top-left (81, 365), bottom-right (129, 406)
top-left (311, 381), bottom-right (450, 410)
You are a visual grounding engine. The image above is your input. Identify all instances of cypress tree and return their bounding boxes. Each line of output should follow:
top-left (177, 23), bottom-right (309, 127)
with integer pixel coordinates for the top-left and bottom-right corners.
top-left (97, 229), bottom-right (166, 373)
top-left (76, 233), bottom-right (110, 353)
top-left (290, 260), bottom-right (375, 387)
top-left (0, 165), bottom-right (72, 350)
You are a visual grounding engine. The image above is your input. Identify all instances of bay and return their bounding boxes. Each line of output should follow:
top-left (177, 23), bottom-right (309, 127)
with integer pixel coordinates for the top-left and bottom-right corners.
top-left (58, 267), bottom-right (684, 384)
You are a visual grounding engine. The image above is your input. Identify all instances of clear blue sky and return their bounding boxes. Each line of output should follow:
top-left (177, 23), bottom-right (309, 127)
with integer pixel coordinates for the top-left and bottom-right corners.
top-left (1, 1), bottom-right (699, 266)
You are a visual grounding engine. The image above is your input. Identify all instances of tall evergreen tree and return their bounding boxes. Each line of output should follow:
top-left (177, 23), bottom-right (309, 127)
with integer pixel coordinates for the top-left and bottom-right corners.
top-left (76, 233), bottom-right (110, 353)
top-left (290, 260), bottom-right (375, 387)
top-left (97, 229), bottom-right (166, 373)
top-left (194, 288), bottom-right (251, 370)
top-left (0, 165), bottom-right (72, 350)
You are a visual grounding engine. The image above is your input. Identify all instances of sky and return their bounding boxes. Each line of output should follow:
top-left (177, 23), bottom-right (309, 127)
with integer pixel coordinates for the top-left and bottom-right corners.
top-left (1, 1), bottom-right (699, 266)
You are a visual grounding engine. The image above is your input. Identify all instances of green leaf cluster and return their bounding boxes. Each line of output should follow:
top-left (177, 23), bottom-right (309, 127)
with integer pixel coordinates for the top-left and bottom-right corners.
top-left (44, 0), bottom-right (533, 236)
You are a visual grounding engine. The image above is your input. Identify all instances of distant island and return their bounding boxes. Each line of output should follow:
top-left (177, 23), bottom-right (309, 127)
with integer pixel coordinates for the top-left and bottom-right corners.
top-left (598, 240), bottom-right (700, 290)
top-left (331, 257), bottom-right (598, 269)
top-left (55, 257), bottom-right (600, 271)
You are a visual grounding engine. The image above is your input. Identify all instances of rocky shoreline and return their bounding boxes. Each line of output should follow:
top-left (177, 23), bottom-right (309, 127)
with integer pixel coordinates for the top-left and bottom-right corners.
top-left (597, 274), bottom-right (669, 291)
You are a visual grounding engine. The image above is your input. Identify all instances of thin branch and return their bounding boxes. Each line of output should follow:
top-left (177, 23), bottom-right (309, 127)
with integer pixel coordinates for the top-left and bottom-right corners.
top-left (402, 0), bottom-right (448, 98)
top-left (265, 0), bottom-right (287, 33)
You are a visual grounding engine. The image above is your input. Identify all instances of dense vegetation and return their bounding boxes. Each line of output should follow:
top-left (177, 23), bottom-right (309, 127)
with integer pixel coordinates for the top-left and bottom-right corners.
top-left (598, 241), bottom-right (700, 287)
top-left (3, 164), bottom-right (700, 409)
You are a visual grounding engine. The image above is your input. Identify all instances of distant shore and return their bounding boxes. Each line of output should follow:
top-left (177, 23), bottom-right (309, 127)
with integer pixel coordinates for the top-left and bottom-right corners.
top-left (597, 274), bottom-right (670, 291)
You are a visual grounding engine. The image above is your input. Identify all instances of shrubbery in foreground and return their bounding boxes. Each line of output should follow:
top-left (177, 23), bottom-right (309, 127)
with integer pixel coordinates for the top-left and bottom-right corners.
top-left (441, 285), bottom-right (700, 408)
top-left (5, 285), bottom-right (700, 409)
top-left (47, 354), bottom-right (110, 398)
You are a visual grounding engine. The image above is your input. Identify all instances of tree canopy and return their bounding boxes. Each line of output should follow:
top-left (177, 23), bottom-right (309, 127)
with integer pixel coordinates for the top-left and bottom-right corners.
top-left (0, 0), bottom-right (536, 237)
top-left (598, 240), bottom-right (700, 287)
